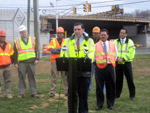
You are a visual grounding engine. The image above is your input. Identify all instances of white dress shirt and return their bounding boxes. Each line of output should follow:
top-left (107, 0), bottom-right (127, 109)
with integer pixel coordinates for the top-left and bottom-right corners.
top-left (120, 37), bottom-right (126, 45)
top-left (101, 40), bottom-right (118, 64)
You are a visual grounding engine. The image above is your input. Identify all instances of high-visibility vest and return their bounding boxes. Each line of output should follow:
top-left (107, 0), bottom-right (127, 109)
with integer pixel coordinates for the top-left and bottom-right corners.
top-left (15, 37), bottom-right (36, 61)
top-left (47, 38), bottom-right (65, 62)
top-left (114, 38), bottom-right (135, 64)
top-left (0, 43), bottom-right (14, 66)
top-left (95, 41), bottom-right (116, 69)
top-left (60, 38), bottom-right (95, 61)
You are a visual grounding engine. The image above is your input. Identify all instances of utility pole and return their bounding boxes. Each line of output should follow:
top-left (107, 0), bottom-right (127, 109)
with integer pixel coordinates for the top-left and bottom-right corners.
top-left (56, 0), bottom-right (60, 37)
top-left (56, 0), bottom-right (58, 31)
top-left (33, 0), bottom-right (40, 56)
top-left (27, 0), bottom-right (30, 35)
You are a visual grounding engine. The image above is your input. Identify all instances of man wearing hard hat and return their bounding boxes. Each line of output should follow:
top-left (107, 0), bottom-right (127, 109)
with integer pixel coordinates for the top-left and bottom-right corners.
top-left (89, 26), bottom-right (106, 94)
top-left (47, 27), bottom-right (68, 97)
top-left (13, 25), bottom-right (39, 98)
top-left (0, 30), bottom-right (14, 99)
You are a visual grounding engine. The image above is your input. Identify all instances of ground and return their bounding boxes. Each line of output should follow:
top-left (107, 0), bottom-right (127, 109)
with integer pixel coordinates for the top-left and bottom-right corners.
top-left (12, 59), bottom-right (51, 77)
top-left (0, 55), bottom-right (150, 113)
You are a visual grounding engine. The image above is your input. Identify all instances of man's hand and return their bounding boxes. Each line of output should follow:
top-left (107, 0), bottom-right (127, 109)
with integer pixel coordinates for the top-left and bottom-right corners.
top-left (57, 48), bottom-right (61, 51)
top-left (118, 58), bottom-right (124, 64)
top-left (14, 64), bottom-right (19, 68)
top-left (34, 60), bottom-right (39, 64)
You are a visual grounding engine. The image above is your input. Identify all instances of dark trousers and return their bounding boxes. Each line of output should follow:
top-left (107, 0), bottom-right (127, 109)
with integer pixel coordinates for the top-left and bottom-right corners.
top-left (115, 62), bottom-right (135, 98)
top-left (95, 64), bottom-right (115, 108)
top-left (67, 72), bottom-right (90, 113)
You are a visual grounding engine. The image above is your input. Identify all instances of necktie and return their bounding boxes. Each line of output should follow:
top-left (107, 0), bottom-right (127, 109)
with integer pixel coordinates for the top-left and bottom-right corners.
top-left (76, 38), bottom-right (80, 50)
top-left (103, 42), bottom-right (107, 55)
top-left (121, 39), bottom-right (123, 45)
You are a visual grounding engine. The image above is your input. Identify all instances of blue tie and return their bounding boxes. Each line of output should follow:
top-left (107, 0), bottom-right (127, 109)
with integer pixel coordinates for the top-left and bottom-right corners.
top-left (103, 42), bottom-right (107, 55)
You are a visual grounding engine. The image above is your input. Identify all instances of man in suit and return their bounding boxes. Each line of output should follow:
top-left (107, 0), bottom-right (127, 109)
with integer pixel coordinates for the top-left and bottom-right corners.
top-left (114, 28), bottom-right (135, 100)
top-left (60, 22), bottom-right (95, 113)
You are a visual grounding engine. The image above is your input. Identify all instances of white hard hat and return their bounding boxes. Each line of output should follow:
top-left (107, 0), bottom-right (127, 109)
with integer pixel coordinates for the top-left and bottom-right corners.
top-left (19, 25), bottom-right (27, 32)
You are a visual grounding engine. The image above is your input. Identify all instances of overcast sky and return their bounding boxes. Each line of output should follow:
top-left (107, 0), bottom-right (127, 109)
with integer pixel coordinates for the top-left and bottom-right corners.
top-left (0, 0), bottom-right (150, 15)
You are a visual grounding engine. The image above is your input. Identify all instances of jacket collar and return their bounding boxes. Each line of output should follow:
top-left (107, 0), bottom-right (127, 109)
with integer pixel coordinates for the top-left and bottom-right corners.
top-left (118, 37), bottom-right (129, 43)
top-left (70, 33), bottom-right (89, 41)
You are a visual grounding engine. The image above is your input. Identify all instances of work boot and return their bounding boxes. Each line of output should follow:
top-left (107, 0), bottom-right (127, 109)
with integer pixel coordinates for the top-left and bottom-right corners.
top-left (49, 93), bottom-right (55, 97)
top-left (17, 94), bottom-right (24, 99)
top-left (31, 94), bottom-right (39, 98)
top-left (6, 95), bottom-right (13, 99)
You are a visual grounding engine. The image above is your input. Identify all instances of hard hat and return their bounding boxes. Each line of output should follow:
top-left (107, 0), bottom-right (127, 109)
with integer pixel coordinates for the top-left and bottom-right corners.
top-left (92, 26), bottom-right (100, 33)
top-left (0, 30), bottom-right (6, 36)
top-left (56, 27), bottom-right (64, 33)
top-left (19, 25), bottom-right (27, 32)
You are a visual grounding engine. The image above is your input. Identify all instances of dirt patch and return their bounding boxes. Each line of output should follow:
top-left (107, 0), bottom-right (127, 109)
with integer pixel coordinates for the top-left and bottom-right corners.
top-left (89, 110), bottom-right (96, 113)
top-left (12, 60), bottom-right (51, 77)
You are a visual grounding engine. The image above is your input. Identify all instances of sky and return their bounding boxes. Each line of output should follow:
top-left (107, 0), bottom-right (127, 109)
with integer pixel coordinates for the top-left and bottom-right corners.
top-left (0, 0), bottom-right (150, 15)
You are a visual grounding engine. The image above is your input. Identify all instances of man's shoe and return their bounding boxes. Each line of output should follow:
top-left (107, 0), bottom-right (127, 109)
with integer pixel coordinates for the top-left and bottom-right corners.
top-left (130, 97), bottom-right (134, 100)
top-left (18, 94), bottom-right (24, 99)
top-left (65, 93), bottom-right (68, 96)
top-left (31, 94), bottom-right (39, 98)
top-left (96, 106), bottom-right (101, 111)
top-left (115, 96), bottom-right (120, 99)
top-left (6, 95), bottom-right (13, 99)
top-left (49, 93), bottom-right (55, 97)
top-left (107, 106), bottom-right (114, 110)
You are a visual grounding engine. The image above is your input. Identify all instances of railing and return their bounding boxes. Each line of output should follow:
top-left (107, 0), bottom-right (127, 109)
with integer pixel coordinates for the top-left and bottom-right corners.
top-left (43, 14), bottom-right (150, 23)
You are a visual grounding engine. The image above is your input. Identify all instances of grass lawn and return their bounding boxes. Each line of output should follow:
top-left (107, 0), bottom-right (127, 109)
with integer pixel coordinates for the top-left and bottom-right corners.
top-left (0, 54), bottom-right (150, 113)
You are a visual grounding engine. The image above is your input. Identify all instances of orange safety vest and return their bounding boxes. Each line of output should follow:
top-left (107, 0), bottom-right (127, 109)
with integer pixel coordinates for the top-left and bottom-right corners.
top-left (0, 43), bottom-right (14, 66)
top-left (47, 38), bottom-right (65, 62)
top-left (95, 41), bottom-right (116, 69)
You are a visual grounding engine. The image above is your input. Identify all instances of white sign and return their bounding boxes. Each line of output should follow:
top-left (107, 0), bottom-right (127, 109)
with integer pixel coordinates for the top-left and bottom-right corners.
top-left (13, 8), bottom-right (26, 40)
top-left (14, 9), bottom-right (25, 26)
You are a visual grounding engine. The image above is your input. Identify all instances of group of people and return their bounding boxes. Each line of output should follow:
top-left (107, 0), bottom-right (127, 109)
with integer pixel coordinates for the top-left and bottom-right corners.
top-left (0, 22), bottom-right (136, 113)
top-left (0, 25), bottom-right (40, 99)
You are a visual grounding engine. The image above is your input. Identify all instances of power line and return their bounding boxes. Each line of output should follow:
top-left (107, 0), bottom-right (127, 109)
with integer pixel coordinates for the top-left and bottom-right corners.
top-left (91, 0), bottom-right (150, 8)
top-left (39, 0), bottom-right (122, 8)
top-left (0, 0), bottom-right (150, 11)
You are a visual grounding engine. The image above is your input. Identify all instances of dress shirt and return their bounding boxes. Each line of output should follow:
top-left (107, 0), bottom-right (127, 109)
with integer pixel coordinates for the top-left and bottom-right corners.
top-left (74, 35), bottom-right (84, 47)
top-left (120, 37), bottom-right (126, 45)
top-left (101, 40), bottom-right (118, 64)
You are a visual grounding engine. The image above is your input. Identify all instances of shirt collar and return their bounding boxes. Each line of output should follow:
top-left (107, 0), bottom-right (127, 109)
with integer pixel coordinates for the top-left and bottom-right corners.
top-left (101, 40), bottom-right (108, 45)
top-left (120, 37), bottom-right (126, 42)
top-left (74, 35), bottom-right (84, 42)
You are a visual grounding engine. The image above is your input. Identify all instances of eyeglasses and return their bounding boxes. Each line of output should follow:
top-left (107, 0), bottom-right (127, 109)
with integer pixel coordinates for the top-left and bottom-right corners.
top-left (0, 36), bottom-right (6, 38)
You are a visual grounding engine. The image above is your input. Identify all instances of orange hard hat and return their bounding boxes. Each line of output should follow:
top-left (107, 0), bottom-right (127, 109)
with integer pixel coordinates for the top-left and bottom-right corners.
top-left (0, 30), bottom-right (6, 36)
top-left (92, 26), bottom-right (100, 33)
top-left (56, 27), bottom-right (64, 33)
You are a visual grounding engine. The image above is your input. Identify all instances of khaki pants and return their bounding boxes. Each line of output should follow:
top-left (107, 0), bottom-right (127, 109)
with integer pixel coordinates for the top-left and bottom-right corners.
top-left (18, 63), bottom-right (37, 95)
top-left (50, 62), bottom-right (68, 94)
top-left (0, 64), bottom-right (12, 96)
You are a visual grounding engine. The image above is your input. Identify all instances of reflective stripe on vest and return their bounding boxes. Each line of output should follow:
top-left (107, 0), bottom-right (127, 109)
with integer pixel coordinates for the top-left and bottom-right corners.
top-left (96, 41), bottom-right (116, 69)
top-left (66, 38), bottom-right (92, 57)
top-left (50, 38), bottom-right (65, 62)
top-left (0, 43), bottom-right (13, 66)
top-left (53, 39), bottom-right (56, 49)
top-left (117, 41), bottom-right (128, 53)
top-left (16, 37), bottom-right (35, 55)
top-left (15, 37), bottom-right (36, 61)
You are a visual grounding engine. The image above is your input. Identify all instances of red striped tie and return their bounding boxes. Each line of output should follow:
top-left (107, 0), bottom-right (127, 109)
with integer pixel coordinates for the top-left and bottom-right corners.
top-left (76, 38), bottom-right (80, 50)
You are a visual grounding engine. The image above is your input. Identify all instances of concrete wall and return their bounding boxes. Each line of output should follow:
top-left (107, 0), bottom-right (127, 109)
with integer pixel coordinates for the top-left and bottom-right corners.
top-left (0, 10), bottom-right (49, 49)
top-left (146, 34), bottom-right (150, 47)
top-left (130, 34), bottom-right (147, 47)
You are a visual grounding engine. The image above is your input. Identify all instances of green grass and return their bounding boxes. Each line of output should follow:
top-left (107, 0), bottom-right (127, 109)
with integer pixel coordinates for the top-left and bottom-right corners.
top-left (0, 55), bottom-right (150, 113)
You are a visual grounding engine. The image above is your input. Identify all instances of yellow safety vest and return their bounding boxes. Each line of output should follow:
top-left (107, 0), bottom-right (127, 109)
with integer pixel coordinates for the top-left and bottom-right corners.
top-left (60, 37), bottom-right (95, 61)
top-left (15, 37), bottom-right (36, 61)
top-left (114, 38), bottom-right (135, 64)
